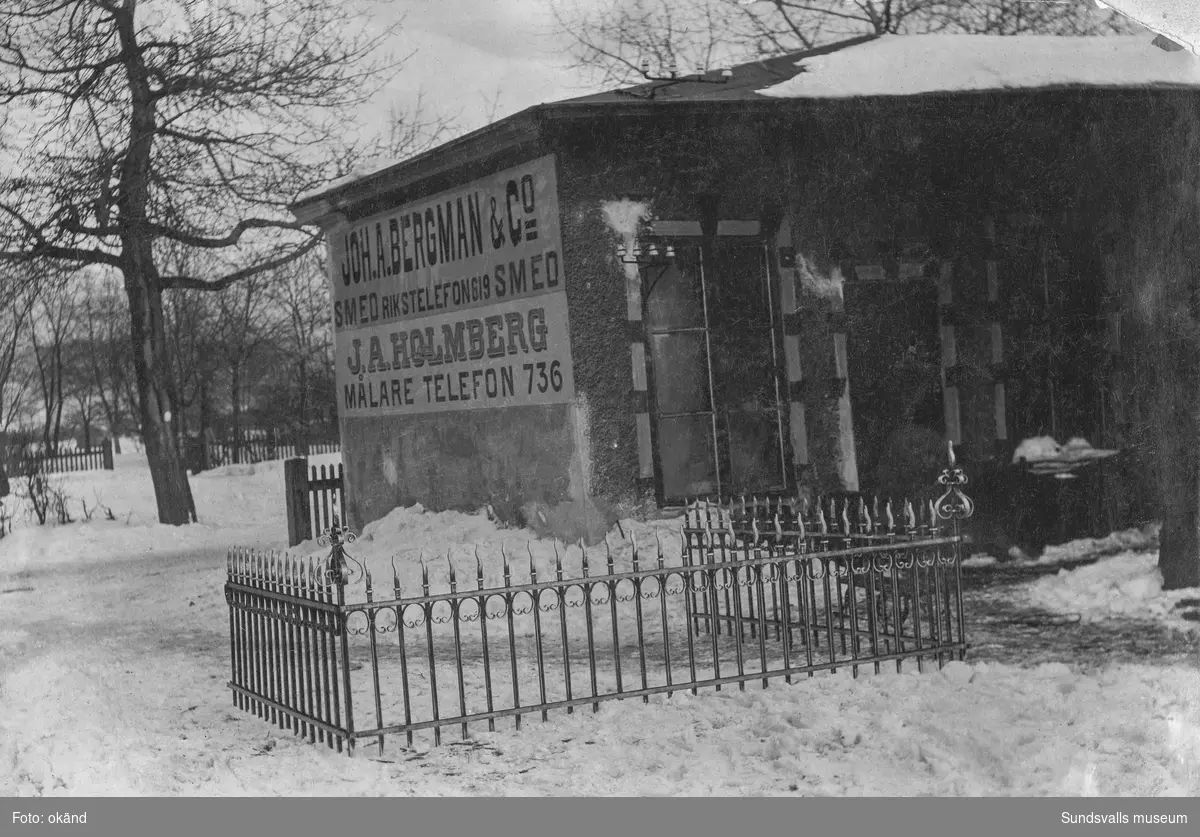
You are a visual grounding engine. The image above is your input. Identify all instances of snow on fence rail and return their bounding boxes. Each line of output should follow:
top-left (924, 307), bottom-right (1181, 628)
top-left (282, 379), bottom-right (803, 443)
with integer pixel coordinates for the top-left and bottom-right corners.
top-left (225, 459), bottom-right (976, 756)
top-left (2, 439), bottom-right (114, 475)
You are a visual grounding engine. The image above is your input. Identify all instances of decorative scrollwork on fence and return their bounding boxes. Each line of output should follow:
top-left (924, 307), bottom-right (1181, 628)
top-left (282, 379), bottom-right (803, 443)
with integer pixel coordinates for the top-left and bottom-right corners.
top-left (317, 515), bottom-right (365, 586)
top-left (935, 443), bottom-right (975, 522)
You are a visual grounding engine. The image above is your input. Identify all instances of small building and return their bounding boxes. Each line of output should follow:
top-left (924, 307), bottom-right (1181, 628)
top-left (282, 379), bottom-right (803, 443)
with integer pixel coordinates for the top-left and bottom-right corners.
top-left (290, 34), bottom-right (1200, 545)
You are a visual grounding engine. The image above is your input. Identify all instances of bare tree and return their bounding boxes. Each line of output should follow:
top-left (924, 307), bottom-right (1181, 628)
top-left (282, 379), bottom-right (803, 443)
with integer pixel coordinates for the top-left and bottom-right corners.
top-left (0, 265), bottom-right (38, 442)
top-left (214, 273), bottom-right (281, 462)
top-left (267, 253), bottom-right (333, 452)
top-left (551, 0), bottom-right (1135, 86)
top-left (0, 0), bottom-right (404, 524)
top-left (384, 91), bottom-right (458, 162)
top-left (80, 277), bottom-right (134, 451)
top-left (29, 277), bottom-right (80, 456)
top-left (160, 274), bottom-right (221, 442)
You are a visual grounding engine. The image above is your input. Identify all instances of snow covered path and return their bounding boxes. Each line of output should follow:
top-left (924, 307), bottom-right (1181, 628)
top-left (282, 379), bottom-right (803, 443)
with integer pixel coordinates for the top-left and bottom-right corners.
top-left (2, 452), bottom-right (1199, 796)
top-left (961, 564), bottom-right (1200, 670)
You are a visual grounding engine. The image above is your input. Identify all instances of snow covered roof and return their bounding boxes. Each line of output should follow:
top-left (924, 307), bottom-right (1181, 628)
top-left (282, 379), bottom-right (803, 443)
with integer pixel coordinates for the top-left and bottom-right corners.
top-left (1101, 0), bottom-right (1200, 56)
top-left (292, 34), bottom-right (1200, 216)
top-left (759, 35), bottom-right (1200, 99)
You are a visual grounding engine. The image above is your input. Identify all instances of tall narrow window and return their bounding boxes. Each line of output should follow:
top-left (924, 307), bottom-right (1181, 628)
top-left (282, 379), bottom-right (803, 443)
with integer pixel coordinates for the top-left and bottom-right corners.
top-left (644, 240), bottom-right (788, 502)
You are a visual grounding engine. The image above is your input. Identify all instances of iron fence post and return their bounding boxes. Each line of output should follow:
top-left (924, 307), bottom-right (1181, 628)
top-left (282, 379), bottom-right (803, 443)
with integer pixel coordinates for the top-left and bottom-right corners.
top-left (935, 441), bottom-right (974, 662)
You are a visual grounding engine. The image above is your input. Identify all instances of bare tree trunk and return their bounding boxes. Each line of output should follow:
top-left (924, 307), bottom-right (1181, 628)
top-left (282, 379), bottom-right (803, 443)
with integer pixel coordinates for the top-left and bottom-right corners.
top-left (80, 407), bottom-right (92, 449)
top-left (199, 378), bottom-right (211, 443)
top-left (230, 362), bottom-right (242, 465)
top-left (297, 357), bottom-right (309, 456)
top-left (51, 341), bottom-right (64, 454)
top-left (124, 257), bottom-right (197, 525)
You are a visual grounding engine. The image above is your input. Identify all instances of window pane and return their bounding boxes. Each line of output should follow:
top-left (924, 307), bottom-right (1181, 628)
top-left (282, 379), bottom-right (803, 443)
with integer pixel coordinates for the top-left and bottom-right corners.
top-left (724, 410), bottom-right (786, 493)
top-left (650, 332), bottom-right (711, 415)
top-left (645, 249), bottom-right (703, 331)
top-left (705, 244), bottom-right (779, 411)
top-left (658, 415), bottom-right (717, 499)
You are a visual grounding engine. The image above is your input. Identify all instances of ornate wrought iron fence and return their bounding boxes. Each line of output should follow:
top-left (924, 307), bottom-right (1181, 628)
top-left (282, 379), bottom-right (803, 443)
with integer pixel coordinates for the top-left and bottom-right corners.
top-left (226, 453), bottom-right (974, 756)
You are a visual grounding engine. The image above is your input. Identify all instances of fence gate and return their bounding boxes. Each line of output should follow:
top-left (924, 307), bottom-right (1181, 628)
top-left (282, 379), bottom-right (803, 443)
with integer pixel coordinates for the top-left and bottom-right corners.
top-left (228, 454), bottom-right (974, 756)
top-left (283, 458), bottom-right (346, 547)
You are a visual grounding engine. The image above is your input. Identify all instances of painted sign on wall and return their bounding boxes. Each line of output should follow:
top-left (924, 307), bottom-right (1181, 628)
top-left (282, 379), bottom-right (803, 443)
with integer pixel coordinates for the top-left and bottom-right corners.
top-left (330, 155), bottom-right (575, 416)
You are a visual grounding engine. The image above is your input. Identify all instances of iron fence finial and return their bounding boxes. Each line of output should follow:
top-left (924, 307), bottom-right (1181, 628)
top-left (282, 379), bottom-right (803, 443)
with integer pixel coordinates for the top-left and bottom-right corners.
top-left (935, 443), bottom-right (975, 522)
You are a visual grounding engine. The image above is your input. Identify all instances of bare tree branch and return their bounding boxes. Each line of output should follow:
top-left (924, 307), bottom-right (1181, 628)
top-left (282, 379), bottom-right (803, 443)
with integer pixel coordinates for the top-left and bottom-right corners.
top-left (550, 0), bottom-right (1136, 86)
top-left (159, 233), bottom-right (324, 291)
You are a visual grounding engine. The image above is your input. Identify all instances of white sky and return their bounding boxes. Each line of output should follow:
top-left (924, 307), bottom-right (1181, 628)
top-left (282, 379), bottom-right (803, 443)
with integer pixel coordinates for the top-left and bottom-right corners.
top-left (366, 0), bottom-right (599, 137)
top-left (360, 1), bottom-right (1166, 142)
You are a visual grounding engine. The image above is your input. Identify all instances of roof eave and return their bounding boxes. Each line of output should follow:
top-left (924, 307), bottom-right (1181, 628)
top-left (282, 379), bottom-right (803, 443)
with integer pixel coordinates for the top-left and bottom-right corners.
top-left (289, 107), bottom-right (544, 225)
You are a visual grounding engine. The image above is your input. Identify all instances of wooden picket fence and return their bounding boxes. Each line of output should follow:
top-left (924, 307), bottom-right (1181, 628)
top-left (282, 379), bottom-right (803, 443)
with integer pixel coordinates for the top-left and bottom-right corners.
top-left (283, 458), bottom-right (346, 546)
top-left (2, 440), bottom-right (114, 475)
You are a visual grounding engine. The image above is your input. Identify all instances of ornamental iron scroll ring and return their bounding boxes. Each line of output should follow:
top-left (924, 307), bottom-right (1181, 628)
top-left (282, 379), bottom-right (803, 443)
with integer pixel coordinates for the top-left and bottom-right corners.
top-left (531, 588), bottom-right (561, 613)
top-left (509, 590), bottom-right (535, 616)
top-left (481, 592), bottom-right (510, 621)
top-left (429, 600), bottom-right (455, 625)
top-left (457, 598), bottom-right (483, 623)
top-left (400, 602), bottom-right (428, 629)
top-left (937, 547), bottom-right (960, 567)
top-left (805, 558), bottom-right (827, 581)
top-left (345, 608), bottom-right (372, 637)
top-left (371, 607), bottom-right (399, 634)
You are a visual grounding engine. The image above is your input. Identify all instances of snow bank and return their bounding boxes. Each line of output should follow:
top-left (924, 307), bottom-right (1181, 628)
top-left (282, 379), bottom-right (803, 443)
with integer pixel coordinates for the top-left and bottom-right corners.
top-left (4, 643), bottom-right (1199, 796)
top-left (1012, 436), bottom-right (1063, 463)
top-left (760, 35), bottom-right (1200, 99)
top-left (1034, 523), bottom-right (1160, 566)
top-left (1024, 549), bottom-right (1200, 628)
top-left (0, 451), bottom-right (323, 576)
top-left (288, 502), bottom-right (686, 598)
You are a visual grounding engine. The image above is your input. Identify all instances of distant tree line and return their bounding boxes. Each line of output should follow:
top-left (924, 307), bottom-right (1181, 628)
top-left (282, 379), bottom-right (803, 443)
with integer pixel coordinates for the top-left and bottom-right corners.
top-left (0, 253), bottom-right (336, 461)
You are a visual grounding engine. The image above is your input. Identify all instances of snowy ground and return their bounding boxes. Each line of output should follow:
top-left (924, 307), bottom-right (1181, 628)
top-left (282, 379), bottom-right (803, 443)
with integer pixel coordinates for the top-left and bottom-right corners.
top-left (1, 449), bottom-right (1199, 796)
